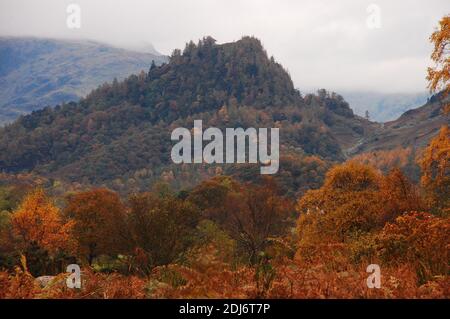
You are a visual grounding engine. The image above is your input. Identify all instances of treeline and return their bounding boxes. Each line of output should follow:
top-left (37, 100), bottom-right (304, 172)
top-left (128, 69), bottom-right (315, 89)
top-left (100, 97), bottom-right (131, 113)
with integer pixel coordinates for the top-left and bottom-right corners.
top-left (0, 176), bottom-right (293, 276)
top-left (85, 36), bottom-right (300, 121)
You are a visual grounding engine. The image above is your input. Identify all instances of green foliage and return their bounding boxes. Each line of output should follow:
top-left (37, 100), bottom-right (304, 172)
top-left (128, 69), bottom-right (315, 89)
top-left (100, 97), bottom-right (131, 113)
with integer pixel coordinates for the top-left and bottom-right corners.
top-left (0, 186), bottom-right (27, 212)
top-left (0, 37), bottom-right (360, 194)
top-left (128, 192), bottom-right (200, 268)
top-left (191, 219), bottom-right (237, 264)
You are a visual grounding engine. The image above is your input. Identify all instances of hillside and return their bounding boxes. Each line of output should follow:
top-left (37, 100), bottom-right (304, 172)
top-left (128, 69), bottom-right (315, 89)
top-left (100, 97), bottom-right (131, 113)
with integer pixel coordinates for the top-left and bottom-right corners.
top-left (0, 36), bottom-right (444, 195)
top-left (0, 37), bottom-right (167, 124)
top-left (341, 91), bottom-right (429, 122)
top-left (0, 36), bottom-right (376, 194)
top-left (349, 93), bottom-right (449, 154)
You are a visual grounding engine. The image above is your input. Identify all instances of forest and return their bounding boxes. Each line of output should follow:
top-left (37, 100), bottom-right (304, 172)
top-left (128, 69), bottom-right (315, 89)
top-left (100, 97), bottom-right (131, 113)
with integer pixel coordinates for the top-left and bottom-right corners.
top-left (0, 123), bottom-right (448, 298)
top-left (0, 36), bottom-right (367, 193)
top-left (0, 15), bottom-right (448, 299)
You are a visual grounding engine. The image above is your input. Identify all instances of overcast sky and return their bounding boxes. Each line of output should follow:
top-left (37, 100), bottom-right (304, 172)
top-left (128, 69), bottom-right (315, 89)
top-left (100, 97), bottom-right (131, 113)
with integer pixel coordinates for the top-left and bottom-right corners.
top-left (0, 0), bottom-right (448, 93)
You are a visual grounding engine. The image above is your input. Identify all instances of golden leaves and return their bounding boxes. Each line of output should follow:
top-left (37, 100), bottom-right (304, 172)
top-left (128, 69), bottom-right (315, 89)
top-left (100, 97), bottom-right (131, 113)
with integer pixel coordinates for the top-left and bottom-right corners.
top-left (418, 125), bottom-right (450, 214)
top-left (427, 15), bottom-right (450, 114)
top-left (11, 188), bottom-right (74, 254)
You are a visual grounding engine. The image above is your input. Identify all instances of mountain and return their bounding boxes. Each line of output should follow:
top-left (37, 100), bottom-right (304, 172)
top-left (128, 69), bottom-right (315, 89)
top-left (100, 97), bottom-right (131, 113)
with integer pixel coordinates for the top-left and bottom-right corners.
top-left (0, 36), bottom-right (444, 195)
top-left (0, 36), bottom-right (371, 193)
top-left (0, 37), bottom-right (167, 124)
top-left (349, 93), bottom-right (448, 154)
top-left (341, 91), bottom-right (429, 122)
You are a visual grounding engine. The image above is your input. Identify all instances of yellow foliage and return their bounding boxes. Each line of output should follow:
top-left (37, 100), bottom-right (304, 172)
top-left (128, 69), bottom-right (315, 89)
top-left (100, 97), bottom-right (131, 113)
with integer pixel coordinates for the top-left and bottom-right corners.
top-left (11, 188), bottom-right (74, 254)
top-left (418, 125), bottom-right (450, 214)
top-left (427, 15), bottom-right (450, 114)
top-left (351, 147), bottom-right (412, 172)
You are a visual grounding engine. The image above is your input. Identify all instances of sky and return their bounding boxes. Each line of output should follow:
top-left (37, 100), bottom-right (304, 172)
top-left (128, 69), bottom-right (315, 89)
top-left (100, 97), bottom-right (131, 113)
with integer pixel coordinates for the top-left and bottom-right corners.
top-left (0, 0), bottom-right (448, 93)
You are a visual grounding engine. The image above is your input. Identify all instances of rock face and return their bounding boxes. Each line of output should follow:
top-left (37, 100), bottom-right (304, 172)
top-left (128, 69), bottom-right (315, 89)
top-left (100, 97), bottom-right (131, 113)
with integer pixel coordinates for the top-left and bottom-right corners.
top-left (35, 275), bottom-right (56, 288)
top-left (0, 37), bottom-right (167, 124)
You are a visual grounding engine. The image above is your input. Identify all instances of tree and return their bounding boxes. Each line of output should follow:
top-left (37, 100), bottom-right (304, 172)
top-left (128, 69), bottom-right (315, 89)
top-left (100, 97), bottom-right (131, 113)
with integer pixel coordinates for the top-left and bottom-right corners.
top-left (0, 185), bottom-right (29, 213)
top-left (149, 60), bottom-right (157, 71)
top-left (187, 176), bottom-right (241, 225)
top-left (128, 192), bottom-right (200, 269)
top-left (11, 189), bottom-right (74, 275)
top-left (418, 125), bottom-right (450, 215)
top-left (296, 162), bottom-right (385, 250)
top-left (64, 188), bottom-right (129, 265)
top-left (427, 15), bottom-right (450, 114)
top-left (376, 212), bottom-right (449, 283)
top-left (11, 189), bottom-right (73, 253)
top-left (222, 177), bottom-right (291, 264)
top-left (379, 168), bottom-right (424, 222)
top-left (422, 15), bottom-right (450, 215)
top-left (189, 176), bottom-right (291, 264)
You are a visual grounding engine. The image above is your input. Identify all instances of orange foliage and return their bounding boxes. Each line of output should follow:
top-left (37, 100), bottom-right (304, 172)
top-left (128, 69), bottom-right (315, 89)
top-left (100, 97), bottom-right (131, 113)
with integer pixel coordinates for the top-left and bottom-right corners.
top-left (296, 162), bottom-right (426, 247)
top-left (351, 147), bottom-right (412, 173)
top-left (418, 125), bottom-right (450, 215)
top-left (294, 161), bottom-right (440, 284)
top-left (0, 151), bottom-right (448, 299)
top-left (379, 168), bottom-right (425, 222)
top-left (0, 268), bottom-right (146, 299)
top-left (64, 188), bottom-right (129, 264)
top-left (427, 14), bottom-right (450, 113)
top-left (271, 260), bottom-right (449, 298)
top-left (11, 189), bottom-right (74, 254)
top-left (42, 268), bottom-right (146, 299)
top-left (296, 162), bottom-right (385, 246)
top-left (149, 245), bottom-right (257, 298)
top-left (0, 267), bottom-right (39, 299)
top-left (1, 259), bottom-right (447, 299)
top-left (376, 212), bottom-right (449, 283)
top-left (223, 177), bottom-right (292, 264)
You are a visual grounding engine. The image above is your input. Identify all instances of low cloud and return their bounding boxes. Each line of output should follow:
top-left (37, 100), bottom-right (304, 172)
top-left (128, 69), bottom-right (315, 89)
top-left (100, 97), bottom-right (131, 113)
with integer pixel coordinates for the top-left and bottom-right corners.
top-left (0, 0), bottom-right (448, 93)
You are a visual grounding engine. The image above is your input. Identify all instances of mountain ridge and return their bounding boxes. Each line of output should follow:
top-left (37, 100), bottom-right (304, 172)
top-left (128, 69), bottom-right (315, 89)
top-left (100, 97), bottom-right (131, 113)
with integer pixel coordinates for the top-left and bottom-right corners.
top-left (350, 93), bottom-right (448, 155)
top-left (0, 36), bottom-right (446, 194)
top-left (341, 91), bottom-right (430, 122)
top-left (0, 36), bottom-right (167, 124)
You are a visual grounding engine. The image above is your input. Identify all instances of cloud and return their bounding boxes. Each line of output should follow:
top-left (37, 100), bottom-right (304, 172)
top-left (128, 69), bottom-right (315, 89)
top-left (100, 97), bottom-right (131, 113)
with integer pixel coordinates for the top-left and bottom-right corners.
top-left (0, 0), bottom-right (448, 93)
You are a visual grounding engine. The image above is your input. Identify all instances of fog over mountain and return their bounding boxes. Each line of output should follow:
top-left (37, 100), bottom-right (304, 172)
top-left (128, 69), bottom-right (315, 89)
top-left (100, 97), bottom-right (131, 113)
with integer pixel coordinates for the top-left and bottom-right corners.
top-left (341, 91), bottom-right (430, 122)
top-left (1, 0), bottom-right (448, 93)
top-left (0, 37), bottom-right (167, 124)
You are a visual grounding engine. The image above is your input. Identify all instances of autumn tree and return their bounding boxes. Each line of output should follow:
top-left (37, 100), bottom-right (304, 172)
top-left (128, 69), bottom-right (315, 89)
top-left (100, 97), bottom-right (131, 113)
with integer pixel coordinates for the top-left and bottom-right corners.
top-left (11, 188), bottom-right (74, 275)
top-left (379, 168), bottom-right (425, 222)
top-left (427, 14), bottom-right (450, 114)
top-left (418, 125), bottom-right (450, 215)
top-left (419, 15), bottom-right (450, 216)
top-left (128, 192), bottom-right (200, 270)
top-left (376, 212), bottom-right (449, 283)
top-left (297, 162), bottom-right (385, 246)
top-left (187, 176), bottom-right (241, 225)
top-left (222, 177), bottom-right (291, 264)
top-left (64, 188), bottom-right (129, 265)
